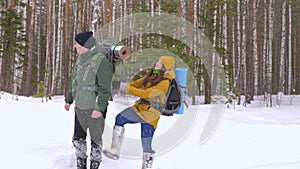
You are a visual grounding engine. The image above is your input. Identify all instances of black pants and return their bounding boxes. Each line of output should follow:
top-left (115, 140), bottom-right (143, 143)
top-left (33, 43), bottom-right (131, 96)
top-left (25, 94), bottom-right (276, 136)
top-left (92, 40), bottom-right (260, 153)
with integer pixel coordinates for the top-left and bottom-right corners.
top-left (72, 106), bottom-right (106, 162)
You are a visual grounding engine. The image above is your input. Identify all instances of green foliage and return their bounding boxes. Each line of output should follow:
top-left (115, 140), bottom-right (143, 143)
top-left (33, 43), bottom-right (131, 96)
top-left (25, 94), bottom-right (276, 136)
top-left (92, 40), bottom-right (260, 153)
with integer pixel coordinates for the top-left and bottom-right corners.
top-left (0, 3), bottom-right (27, 59)
top-left (160, 0), bottom-right (179, 14)
top-left (142, 34), bottom-right (199, 72)
top-left (132, 0), bottom-right (151, 13)
top-left (33, 81), bottom-right (45, 98)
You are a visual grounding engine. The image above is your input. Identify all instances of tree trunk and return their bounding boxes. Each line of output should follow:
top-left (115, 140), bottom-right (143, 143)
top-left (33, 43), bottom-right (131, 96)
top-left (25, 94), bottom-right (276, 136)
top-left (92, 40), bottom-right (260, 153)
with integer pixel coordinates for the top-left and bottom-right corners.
top-left (202, 0), bottom-right (214, 104)
top-left (297, 2), bottom-right (300, 93)
top-left (25, 0), bottom-right (36, 96)
top-left (256, 0), bottom-right (264, 96)
top-left (245, 0), bottom-right (254, 103)
top-left (45, 0), bottom-right (52, 98)
top-left (64, 0), bottom-right (70, 95)
top-left (238, 0), bottom-right (245, 104)
top-left (54, 0), bottom-right (63, 94)
top-left (109, 0), bottom-right (114, 36)
top-left (0, 0), bottom-right (16, 93)
top-left (227, 0), bottom-right (234, 93)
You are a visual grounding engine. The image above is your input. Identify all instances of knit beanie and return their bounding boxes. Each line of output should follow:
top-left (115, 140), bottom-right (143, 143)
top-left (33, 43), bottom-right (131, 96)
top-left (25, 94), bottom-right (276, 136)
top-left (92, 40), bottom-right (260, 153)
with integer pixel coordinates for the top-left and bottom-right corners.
top-left (75, 31), bottom-right (95, 49)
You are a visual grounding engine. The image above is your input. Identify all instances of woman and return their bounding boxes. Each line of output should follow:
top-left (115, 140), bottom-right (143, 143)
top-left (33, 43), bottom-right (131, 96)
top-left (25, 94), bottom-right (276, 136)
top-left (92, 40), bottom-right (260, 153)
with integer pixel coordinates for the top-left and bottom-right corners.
top-left (103, 56), bottom-right (176, 169)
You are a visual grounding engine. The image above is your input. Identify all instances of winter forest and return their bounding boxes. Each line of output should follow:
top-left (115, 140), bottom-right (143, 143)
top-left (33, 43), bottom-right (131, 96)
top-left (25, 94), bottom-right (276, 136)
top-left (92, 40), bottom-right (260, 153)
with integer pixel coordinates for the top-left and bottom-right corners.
top-left (1, 0), bottom-right (300, 106)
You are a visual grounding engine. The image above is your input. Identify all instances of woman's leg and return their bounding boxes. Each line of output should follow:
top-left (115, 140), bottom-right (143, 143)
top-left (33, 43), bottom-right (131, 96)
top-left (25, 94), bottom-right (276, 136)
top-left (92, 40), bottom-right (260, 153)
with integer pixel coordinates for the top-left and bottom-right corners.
top-left (141, 123), bottom-right (155, 153)
top-left (141, 123), bottom-right (155, 169)
top-left (104, 107), bottom-right (144, 160)
top-left (115, 107), bottom-right (144, 126)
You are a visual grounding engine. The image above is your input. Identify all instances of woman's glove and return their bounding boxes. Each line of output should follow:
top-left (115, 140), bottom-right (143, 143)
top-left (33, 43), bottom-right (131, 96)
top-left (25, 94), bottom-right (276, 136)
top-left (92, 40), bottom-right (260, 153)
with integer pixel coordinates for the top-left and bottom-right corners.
top-left (119, 82), bottom-right (128, 91)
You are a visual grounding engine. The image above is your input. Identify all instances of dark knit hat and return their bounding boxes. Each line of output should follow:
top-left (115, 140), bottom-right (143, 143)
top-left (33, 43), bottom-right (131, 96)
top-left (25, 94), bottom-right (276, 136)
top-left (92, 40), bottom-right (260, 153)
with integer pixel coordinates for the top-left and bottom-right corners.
top-left (75, 31), bottom-right (95, 49)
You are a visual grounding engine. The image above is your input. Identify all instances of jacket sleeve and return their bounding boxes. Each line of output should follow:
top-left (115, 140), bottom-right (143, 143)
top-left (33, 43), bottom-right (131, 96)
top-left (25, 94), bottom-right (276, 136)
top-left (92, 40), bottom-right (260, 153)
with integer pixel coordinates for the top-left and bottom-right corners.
top-left (94, 56), bottom-right (113, 112)
top-left (64, 62), bottom-right (77, 104)
top-left (128, 76), bottom-right (145, 88)
top-left (127, 79), bottom-right (169, 100)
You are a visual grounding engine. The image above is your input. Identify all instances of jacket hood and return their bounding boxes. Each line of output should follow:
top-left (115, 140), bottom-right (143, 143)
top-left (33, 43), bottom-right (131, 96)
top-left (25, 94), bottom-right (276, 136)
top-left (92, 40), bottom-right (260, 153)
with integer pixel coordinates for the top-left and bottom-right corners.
top-left (160, 56), bottom-right (175, 79)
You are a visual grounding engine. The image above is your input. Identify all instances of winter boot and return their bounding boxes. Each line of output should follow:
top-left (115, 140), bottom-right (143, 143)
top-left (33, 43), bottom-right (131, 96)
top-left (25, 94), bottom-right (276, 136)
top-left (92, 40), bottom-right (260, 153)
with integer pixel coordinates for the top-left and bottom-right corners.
top-left (73, 138), bottom-right (88, 169)
top-left (103, 125), bottom-right (125, 160)
top-left (76, 158), bottom-right (87, 169)
top-left (90, 142), bottom-right (102, 169)
top-left (142, 152), bottom-right (155, 169)
top-left (90, 160), bottom-right (100, 169)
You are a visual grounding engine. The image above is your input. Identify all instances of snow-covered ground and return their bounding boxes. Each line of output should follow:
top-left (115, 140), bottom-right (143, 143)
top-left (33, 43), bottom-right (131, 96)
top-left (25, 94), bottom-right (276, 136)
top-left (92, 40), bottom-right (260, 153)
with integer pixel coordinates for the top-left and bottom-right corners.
top-left (0, 92), bottom-right (300, 169)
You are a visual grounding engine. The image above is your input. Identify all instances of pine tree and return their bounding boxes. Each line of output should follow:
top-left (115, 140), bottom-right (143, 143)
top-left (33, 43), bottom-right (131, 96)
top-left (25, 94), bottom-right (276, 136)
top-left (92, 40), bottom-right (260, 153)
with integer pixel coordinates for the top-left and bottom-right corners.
top-left (0, 0), bottom-right (27, 94)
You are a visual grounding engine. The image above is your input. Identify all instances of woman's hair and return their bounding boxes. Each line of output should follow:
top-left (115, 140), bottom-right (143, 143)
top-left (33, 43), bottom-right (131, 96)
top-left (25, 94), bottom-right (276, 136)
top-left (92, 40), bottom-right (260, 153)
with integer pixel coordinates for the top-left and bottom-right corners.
top-left (142, 60), bottom-right (166, 88)
top-left (142, 68), bottom-right (165, 87)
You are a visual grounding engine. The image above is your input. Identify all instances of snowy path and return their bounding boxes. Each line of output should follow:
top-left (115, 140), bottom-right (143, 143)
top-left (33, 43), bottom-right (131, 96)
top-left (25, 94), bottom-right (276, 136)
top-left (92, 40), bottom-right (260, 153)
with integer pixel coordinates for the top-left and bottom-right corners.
top-left (0, 94), bottom-right (300, 169)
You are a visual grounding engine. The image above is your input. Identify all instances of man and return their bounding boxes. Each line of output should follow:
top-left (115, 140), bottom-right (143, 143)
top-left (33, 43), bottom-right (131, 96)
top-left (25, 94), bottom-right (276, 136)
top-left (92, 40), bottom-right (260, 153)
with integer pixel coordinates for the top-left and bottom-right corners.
top-left (64, 31), bottom-right (113, 169)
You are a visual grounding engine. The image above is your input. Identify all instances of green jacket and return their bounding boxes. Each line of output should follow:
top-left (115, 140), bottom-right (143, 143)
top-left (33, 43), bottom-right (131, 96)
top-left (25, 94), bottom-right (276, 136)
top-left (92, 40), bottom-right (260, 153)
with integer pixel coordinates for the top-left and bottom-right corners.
top-left (65, 42), bottom-right (113, 112)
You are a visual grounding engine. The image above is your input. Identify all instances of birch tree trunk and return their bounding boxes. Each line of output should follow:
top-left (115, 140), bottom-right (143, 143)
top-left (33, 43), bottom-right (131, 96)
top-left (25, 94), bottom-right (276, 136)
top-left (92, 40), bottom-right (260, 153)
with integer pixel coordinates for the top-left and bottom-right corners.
top-left (237, 0), bottom-right (245, 104)
top-left (52, 0), bottom-right (63, 95)
top-left (58, 0), bottom-right (63, 94)
top-left (280, 2), bottom-right (287, 93)
top-left (45, 0), bottom-right (52, 98)
top-left (285, 2), bottom-right (292, 94)
top-left (266, 0), bottom-right (274, 106)
top-left (92, 0), bottom-right (102, 33)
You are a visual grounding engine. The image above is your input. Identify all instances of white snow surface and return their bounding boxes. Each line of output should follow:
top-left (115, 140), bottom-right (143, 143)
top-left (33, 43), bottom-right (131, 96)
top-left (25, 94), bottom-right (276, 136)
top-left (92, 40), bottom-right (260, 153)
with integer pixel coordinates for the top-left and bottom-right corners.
top-left (0, 92), bottom-right (300, 169)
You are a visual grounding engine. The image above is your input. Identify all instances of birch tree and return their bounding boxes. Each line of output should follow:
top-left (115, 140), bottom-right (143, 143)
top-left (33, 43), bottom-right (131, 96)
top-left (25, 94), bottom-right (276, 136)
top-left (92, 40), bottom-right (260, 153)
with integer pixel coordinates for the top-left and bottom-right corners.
top-left (44, 0), bottom-right (52, 98)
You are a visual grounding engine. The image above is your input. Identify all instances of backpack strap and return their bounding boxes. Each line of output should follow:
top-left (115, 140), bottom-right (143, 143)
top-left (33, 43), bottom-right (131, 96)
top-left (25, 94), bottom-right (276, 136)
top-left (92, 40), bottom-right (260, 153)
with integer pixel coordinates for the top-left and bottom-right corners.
top-left (139, 98), bottom-right (150, 104)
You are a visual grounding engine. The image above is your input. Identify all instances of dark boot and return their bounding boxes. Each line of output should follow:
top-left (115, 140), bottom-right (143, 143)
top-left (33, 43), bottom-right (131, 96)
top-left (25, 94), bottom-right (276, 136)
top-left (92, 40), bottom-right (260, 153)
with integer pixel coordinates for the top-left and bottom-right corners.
top-left (90, 142), bottom-right (102, 169)
top-left (90, 160), bottom-right (100, 169)
top-left (76, 158), bottom-right (87, 169)
top-left (72, 138), bottom-right (88, 159)
top-left (73, 138), bottom-right (88, 169)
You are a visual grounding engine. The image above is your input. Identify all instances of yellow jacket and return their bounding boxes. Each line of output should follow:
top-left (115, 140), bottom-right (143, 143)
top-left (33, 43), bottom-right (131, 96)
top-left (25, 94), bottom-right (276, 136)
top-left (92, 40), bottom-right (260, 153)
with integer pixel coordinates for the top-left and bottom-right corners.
top-left (125, 56), bottom-right (175, 128)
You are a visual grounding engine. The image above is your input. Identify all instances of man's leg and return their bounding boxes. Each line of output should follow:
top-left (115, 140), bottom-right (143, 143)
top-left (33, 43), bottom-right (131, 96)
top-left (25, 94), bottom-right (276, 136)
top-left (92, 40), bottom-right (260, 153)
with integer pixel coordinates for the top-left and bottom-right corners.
top-left (73, 107), bottom-right (88, 169)
top-left (88, 108), bottom-right (105, 169)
